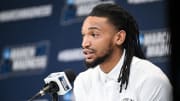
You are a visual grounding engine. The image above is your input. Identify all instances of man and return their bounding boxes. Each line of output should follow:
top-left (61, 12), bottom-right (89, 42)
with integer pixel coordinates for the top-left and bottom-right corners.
top-left (73, 3), bottom-right (172, 101)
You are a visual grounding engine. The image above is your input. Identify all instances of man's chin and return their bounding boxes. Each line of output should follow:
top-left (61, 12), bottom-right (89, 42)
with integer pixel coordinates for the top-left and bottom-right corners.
top-left (84, 61), bottom-right (98, 68)
top-left (84, 47), bottom-right (112, 69)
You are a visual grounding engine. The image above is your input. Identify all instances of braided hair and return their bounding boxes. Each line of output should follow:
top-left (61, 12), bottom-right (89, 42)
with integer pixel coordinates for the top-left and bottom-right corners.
top-left (89, 3), bottom-right (146, 92)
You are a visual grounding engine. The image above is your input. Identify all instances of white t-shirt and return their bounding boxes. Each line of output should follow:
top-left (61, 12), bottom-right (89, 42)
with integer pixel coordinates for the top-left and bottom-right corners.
top-left (73, 51), bottom-right (172, 101)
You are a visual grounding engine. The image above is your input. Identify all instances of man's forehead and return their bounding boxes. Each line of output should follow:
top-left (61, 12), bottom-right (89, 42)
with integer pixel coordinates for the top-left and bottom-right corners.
top-left (81, 16), bottom-right (109, 31)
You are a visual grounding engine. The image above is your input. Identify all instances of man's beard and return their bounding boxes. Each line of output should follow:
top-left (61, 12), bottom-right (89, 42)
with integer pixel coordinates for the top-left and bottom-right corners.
top-left (84, 47), bottom-right (113, 68)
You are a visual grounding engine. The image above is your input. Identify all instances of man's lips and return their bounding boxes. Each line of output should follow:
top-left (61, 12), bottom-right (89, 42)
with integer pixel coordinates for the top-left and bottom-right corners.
top-left (83, 49), bottom-right (95, 59)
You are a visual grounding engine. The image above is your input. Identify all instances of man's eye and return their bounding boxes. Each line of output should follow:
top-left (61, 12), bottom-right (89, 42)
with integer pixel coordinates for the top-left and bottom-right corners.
top-left (91, 33), bottom-right (98, 38)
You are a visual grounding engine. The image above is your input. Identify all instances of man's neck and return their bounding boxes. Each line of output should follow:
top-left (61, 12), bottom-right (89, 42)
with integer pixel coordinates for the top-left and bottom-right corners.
top-left (100, 49), bottom-right (123, 73)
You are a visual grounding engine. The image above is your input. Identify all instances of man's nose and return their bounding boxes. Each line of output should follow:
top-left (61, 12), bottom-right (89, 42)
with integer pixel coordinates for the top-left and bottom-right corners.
top-left (82, 36), bottom-right (91, 48)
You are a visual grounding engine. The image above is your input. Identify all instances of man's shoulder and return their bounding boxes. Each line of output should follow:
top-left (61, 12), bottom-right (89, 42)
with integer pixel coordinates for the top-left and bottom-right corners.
top-left (75, 67), bottom-right (98, 81)
top-left (131, 56), bottom-right (171, 85)
top-left (132, 56), bottom-right (163, 74)
top-left (78, 68), bottom-right (95, 76)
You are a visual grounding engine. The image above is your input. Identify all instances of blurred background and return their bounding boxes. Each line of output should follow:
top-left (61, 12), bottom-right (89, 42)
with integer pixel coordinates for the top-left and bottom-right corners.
top-left (0, 0), bottom-right (174, 101)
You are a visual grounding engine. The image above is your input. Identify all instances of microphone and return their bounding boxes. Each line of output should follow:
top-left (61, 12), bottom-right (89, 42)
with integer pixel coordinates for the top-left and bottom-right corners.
top-left (28, 69), bottom-right (76, 101)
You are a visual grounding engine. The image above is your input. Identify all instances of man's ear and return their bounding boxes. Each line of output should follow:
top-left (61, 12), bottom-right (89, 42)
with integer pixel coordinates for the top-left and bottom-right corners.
top-left (115, 30), bottom-right (126, 45)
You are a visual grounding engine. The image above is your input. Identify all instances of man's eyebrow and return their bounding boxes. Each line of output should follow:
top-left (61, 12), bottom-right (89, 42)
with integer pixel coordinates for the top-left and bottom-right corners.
top-left (88, 27), bottom-right (101, 31)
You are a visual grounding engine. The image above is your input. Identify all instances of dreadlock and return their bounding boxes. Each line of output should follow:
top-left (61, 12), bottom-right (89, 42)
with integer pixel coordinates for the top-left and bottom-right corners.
top-left (89, 3), bottom-right (146, 92)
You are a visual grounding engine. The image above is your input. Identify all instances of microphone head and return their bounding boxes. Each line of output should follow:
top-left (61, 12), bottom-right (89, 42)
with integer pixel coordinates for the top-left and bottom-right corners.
top-left (44, 69), bottom-right (76, 95)
top-left (64, 69), bottom-right (76, 83)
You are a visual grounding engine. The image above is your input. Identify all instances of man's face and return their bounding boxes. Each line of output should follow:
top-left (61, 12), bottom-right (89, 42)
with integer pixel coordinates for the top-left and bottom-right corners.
top-left (81, 16), bottom-right (118, 68)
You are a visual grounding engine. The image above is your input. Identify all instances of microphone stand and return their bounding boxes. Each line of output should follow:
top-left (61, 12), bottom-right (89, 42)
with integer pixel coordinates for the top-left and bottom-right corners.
top-left (28, 92), bottom-right (58, 101)
top-left (52, 92), bottom-right (58, 101)
top-left (28, 82), bottom-right (59, 101)
top-left (28, 91), bottom-right (43, 101)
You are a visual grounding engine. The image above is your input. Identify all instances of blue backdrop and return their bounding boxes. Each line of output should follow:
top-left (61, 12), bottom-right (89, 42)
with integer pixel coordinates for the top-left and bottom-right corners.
top-left (0, 0), bottom-right (170, 101)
